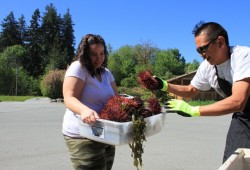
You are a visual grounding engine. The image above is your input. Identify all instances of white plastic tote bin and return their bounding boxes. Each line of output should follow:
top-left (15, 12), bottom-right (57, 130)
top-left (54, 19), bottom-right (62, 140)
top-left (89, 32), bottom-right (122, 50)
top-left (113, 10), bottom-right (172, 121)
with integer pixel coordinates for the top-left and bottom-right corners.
top-left (218, 148), bottom-right (250, 170)
top-left (78, 113), bottom-right (166, 146)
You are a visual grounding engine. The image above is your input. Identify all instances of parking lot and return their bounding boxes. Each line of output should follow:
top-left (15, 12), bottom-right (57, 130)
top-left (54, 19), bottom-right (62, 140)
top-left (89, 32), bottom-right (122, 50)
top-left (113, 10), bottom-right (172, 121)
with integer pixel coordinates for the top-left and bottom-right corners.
top-left (0, 100), bottom-right (232, 170)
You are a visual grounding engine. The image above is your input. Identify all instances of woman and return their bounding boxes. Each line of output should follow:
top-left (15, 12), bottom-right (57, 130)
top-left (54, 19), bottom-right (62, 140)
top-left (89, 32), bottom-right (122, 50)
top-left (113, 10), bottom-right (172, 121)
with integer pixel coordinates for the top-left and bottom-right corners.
top-left (62, 34), bottom-right (118, 170)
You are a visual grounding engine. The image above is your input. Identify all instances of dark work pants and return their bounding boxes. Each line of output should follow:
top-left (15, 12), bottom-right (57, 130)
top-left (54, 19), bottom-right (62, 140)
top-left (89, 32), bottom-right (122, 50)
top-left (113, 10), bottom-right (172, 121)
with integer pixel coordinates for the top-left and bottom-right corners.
top-left (223, 113), bottom-right (250, 163)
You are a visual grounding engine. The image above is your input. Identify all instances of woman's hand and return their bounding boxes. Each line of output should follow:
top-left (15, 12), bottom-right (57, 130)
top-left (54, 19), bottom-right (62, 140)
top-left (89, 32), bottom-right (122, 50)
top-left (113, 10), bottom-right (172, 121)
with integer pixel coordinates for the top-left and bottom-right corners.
top-left (80, 108), bottom-right (99, 124)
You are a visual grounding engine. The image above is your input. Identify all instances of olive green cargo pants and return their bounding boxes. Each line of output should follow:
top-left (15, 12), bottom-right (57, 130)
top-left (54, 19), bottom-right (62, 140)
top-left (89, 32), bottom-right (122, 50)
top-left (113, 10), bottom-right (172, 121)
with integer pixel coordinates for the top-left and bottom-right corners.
top-left (64, 135), bottom-right (115, 170)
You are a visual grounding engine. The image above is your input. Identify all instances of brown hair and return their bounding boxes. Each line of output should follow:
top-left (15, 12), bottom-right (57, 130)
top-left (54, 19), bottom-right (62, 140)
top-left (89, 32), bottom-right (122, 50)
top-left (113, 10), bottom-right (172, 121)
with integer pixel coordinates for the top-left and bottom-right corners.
top-left (75, 34), bottom-right (108, 77)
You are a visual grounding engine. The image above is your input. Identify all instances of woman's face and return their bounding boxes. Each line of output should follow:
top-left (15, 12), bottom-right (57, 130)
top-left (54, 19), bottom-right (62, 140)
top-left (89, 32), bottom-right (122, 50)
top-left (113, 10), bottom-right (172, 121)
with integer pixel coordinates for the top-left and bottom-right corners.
top-left (89, 43), bottom-right (105, 70)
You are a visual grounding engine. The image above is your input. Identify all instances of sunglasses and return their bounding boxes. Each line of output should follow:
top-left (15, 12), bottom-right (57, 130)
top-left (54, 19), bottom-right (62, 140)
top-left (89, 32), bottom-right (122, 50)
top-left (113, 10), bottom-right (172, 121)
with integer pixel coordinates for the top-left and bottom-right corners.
top-left (196, 37), bottom-right (218, 54)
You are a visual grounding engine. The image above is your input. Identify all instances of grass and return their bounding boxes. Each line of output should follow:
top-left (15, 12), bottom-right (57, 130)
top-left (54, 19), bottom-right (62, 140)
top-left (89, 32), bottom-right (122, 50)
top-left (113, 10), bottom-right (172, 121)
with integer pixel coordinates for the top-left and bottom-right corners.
top-left (188, 100), bottom-right (215, 106)
top-left (0, 96), bottom-right (42, 102)
top-left (0, 95), bottom-right (216, 105)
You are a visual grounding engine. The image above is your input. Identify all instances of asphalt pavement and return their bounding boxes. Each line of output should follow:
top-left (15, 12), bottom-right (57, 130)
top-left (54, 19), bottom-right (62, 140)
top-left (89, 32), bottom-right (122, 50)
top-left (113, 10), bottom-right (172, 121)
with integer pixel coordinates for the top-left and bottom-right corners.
top-left (0, 99), bottom-right (232, 170)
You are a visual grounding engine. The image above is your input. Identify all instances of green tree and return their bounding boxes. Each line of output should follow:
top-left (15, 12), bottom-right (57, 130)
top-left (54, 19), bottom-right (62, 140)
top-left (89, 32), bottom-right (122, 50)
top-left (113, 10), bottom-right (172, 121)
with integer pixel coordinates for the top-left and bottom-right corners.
top-left (0, 45), bottom-right (25, 95)
top-left (45, 44), bottom-right (68, 71)
top-left (117, 45), bottom-right (137, 75)
top-left (0, 12), bottom-right (22, 52)
top-left (134, 41), bottom-right (158, 67)
top-left (41, 3), bottom-right (61, 66)
top-left (15, 67), bottom-right (41, 96)
top-left (121, 75), bottom-right (138, 88)
top-left (185, 59), bottom-right (200, 73)
top-left (61, 9), bottom-right (75, 66)
top-left (18, 14), bottom-right (28, 45)
top-left (108, 53), bottom-right (124, 86)
top-left (0, 55), bottom-right (15, 95)
top-left (107, 44), bottom-right (113, 54)
top-left (25, 9), bottom-right (44, 77)
top-left (108, 45), bottom-right (137, 85)
top-left (154, 49), bottom-right (186, 77)
top-left (41, 4), bottom-right (75, 71)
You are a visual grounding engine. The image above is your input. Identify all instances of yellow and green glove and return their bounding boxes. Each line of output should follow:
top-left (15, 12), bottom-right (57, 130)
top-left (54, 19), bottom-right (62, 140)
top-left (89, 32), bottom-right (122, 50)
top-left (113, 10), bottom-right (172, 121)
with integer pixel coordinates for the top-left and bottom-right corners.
top-left (154, 76), bottom-right (168, 91)
top-left (165, 99), bottom-right (200, 117)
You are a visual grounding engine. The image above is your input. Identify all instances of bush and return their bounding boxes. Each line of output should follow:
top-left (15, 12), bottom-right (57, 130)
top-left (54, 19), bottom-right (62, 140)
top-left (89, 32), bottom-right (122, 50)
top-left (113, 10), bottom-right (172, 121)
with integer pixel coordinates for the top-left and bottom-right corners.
top-left (117, 86), bottom-right (172, 105)
top-left (17, 68), bottom-right (41, 96)
top-left (118, 86), bottom-right (142, 97)
top-left (120, 76), bottom-right (138, 88)
top-left (40, 69), bottom-right (65, 99)
top-left (154, 90), bottom-right (172, 103)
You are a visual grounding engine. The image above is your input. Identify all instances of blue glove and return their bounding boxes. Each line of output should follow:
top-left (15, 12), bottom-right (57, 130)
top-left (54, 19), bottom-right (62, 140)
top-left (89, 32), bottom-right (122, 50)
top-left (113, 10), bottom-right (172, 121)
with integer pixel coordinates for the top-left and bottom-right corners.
top-left (165, 99), bottom-right (200, 117)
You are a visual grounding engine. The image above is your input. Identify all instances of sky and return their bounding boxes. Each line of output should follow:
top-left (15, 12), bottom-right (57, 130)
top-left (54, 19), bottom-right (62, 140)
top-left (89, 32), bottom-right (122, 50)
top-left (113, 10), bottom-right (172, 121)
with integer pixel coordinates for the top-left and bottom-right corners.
top-left (1, 0), bottom-right (250, 63)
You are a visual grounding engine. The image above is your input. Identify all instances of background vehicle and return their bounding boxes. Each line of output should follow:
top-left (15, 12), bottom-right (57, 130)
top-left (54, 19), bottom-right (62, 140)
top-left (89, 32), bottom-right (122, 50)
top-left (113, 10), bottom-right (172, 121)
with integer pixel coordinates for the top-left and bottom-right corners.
top-left (118, 94), bottom-right (134, 99)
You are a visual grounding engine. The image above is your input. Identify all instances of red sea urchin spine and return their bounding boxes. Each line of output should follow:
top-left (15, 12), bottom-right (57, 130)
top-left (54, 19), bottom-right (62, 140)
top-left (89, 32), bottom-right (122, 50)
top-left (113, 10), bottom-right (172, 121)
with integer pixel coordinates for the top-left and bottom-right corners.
top-left (137, 70), bottom-right (158, 90)
top-left (99, 96), bottom-right (132, 122)
top-left (139, 108), bottom-right (153, 118)
top-left (99, 95), bottom-right (162, 121)
top-left (132, 96), bottom-right (144, 109)
top-left (147, 97), bottom-right (162, 115)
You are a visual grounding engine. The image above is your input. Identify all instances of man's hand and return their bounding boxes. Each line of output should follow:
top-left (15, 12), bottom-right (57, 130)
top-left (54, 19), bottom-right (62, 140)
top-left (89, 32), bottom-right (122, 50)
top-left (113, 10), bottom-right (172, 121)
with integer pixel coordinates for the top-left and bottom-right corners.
top-left (154, 76), bottom-right (168, 91)
top-left (165, 99), bottom-right (200, 117)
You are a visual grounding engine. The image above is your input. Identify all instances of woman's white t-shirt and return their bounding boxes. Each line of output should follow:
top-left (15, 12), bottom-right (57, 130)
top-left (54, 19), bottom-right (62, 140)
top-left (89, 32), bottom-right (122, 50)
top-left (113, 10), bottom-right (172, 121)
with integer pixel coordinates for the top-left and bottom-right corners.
top-left (191, 45), bottom-right (250, 98)
top-left (62, 61), bottom-right (115, 137)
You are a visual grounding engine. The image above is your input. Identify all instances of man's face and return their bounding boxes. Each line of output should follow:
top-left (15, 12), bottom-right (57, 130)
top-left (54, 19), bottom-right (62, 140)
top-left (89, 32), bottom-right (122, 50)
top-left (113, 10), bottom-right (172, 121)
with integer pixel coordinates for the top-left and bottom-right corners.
top-left (195, 32), bottom-right (229, 65)
top-left (195, 33), bottom-right (219, 65)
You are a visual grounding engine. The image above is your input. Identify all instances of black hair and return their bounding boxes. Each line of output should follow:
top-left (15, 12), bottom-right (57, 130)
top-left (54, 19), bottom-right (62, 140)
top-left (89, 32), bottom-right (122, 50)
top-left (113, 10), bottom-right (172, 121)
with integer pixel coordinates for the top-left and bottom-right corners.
top-left (192, 21), bottom-right (229, 46)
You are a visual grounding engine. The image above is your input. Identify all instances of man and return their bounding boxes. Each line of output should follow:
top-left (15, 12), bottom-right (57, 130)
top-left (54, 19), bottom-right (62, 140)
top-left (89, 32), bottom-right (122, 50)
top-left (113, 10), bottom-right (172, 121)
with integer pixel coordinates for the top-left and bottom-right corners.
top-left (153, 21), bottom-right (250, 163)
